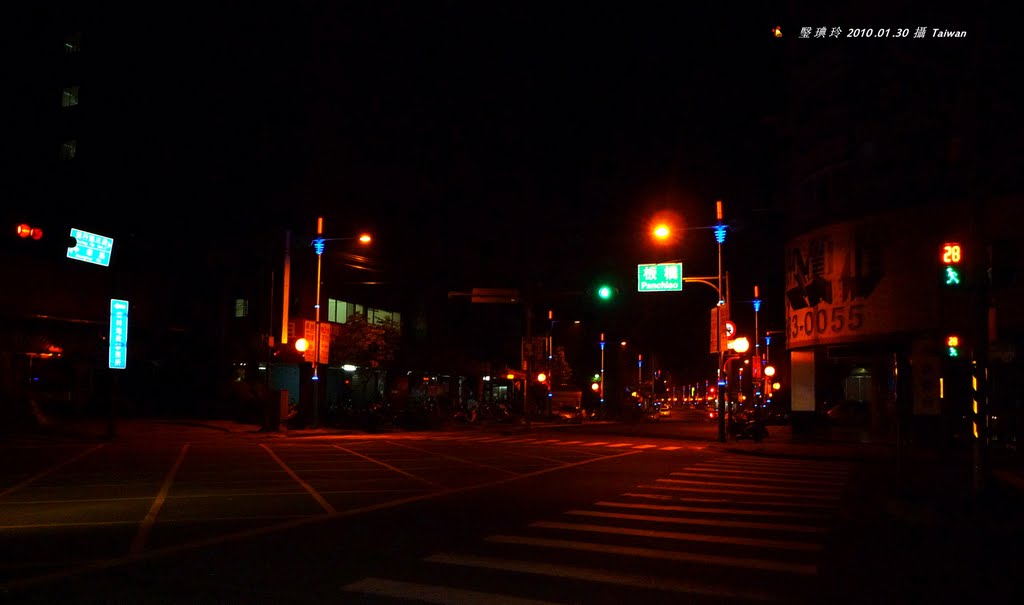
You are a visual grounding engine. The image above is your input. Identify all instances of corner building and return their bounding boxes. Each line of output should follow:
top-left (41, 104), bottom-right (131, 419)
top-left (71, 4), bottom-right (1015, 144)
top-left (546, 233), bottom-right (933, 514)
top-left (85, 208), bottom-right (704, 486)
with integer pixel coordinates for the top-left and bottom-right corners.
top-left (779, 12), bottom-right (1024, 449)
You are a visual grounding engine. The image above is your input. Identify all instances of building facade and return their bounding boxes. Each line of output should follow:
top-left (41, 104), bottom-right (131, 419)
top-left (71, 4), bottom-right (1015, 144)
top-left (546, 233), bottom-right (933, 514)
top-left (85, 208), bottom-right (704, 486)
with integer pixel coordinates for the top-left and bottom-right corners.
top-left (779, 15), bottom-right (1024, 453)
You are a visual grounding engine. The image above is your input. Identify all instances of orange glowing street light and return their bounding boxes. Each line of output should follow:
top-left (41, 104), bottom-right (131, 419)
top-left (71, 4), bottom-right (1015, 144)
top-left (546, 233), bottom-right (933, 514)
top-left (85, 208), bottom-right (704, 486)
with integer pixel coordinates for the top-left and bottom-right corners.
top-left (653, 224), bottom-right (671, 240)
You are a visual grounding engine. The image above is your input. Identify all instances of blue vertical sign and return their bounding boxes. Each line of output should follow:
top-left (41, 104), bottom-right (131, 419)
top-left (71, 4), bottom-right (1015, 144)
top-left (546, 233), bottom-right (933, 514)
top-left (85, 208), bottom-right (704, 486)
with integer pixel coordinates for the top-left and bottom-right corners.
top-left (109, 299), bottom-right (129, 369)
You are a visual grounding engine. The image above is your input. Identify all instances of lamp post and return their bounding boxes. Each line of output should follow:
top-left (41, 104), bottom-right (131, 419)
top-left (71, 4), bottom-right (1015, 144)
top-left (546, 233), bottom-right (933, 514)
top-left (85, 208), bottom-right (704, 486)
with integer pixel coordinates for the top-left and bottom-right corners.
top-left (753, 284), bottom-right (761, 414)
top-left (650, 200), bottom-right (729, 441)
top-left (723, 336), bottom-right (750, 435)
top-left (312, 218), bottom-right (325, 428)
top-left (599, 332), bottom-right (605, 404)
top-left (715, 201), bottom-right (727, 442)
top-left (309, 216), bottom-right (372, 429)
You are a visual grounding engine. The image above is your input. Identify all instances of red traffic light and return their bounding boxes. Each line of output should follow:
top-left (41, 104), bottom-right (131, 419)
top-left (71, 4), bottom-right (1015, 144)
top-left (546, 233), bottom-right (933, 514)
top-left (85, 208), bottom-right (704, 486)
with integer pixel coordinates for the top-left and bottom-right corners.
top-left (17, 224), bottom-right (43, 240)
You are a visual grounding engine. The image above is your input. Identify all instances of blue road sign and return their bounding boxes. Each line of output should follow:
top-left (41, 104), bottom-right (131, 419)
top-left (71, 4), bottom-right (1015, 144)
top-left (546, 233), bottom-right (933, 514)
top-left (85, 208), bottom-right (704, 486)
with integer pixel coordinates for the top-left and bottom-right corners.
top-left (67, 228), bottom-right (114, 267)
top-left (109, 299), bottom-right (129, 369)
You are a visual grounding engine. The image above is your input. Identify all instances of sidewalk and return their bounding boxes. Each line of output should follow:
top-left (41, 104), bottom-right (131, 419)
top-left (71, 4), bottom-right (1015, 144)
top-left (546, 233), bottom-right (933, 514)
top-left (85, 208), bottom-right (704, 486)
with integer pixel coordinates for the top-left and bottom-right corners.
top-left (712, 425), bottom-right (1024, 603)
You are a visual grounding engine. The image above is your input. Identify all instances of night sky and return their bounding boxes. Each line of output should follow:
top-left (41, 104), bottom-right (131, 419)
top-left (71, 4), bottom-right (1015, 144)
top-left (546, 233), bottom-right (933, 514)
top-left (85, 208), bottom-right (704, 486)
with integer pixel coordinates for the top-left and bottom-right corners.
top-left (15, 1), bottom-right (997, 378)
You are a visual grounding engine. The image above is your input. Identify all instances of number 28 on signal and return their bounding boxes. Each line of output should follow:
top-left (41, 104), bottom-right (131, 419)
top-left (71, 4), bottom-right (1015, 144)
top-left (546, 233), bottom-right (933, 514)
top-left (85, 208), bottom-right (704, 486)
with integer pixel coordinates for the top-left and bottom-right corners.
top-left (942, 243), bottom-right (962, 265)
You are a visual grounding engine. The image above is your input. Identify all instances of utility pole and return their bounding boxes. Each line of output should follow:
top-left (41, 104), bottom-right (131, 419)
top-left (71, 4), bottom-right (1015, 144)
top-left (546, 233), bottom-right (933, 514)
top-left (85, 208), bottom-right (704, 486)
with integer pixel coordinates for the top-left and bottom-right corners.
top-left (312, 217), bottom-right (324, 429)
top-left (715, 200), bottom-right (728, 442)
top-left (280, 230), bottom-right (291, 346)
top-left (523, 290), bottom-right (533, 429)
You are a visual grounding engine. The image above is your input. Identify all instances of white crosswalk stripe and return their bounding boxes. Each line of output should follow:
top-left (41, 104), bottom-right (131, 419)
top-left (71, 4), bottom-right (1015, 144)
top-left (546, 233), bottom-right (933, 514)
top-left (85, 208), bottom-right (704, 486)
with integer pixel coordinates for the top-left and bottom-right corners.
top-left (341, 452), bottom-right (854, 603)
top-left (397, 432), bottom-right (704, 451)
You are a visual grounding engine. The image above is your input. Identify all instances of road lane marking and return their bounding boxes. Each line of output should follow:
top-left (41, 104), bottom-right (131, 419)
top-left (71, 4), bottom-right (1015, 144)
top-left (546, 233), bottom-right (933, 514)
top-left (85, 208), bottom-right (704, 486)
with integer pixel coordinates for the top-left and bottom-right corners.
top-left (674, 470), bottom-right (847, 486)
top-left (595, 500), bottom-right (830, 520)
top-left (513, 451), bottom-right (576, 464)
top-left (260, 444), bottom-right (336, 514)
top-left (696, 462), bottom-right (849, 478)
top-left (631, 444), bottom-right (657, 449)
top-left (621, 492), bottom-right (675, 500)
top-left (331, 445), bottom-right (445, 489)
top-left (655, 479), bottom-right (839, 497)
top-left (582, 442), bottom-right (609, 446)
top-left (659, 446), bottom-right (683, 451)
top-left (529, 521), bottom-right (822, 551)
top-left (696, 466), bottom-right (850, 480)
top-left (660, 478), bottom-right (842, 494)
top-left (654, 479), bottom-right (841, 499)
top-left (1, 514), bottom-right (306, 531)
top-left (565, 509), bottom-right (829, 533)
top-left (0, 444), bottom-right (105, 500)
top-left (423, 553), bottom-right (776, 601)
top-left (639, 484), bottom-right (841, 504)
top-left (0, 448), bottom-right (644, 593)
top-left (130, 443), bottom-right (190, 555)
top-left (486, 535), bottom-right (819, 575)
top-left (608, 443), bottom-right (634, 448)
top-left (342, 577), bottom-right (563, 605)
top-left (387, 441), bottom-right (522, 476)
top-left (713, 457), bottom-right (852, 471)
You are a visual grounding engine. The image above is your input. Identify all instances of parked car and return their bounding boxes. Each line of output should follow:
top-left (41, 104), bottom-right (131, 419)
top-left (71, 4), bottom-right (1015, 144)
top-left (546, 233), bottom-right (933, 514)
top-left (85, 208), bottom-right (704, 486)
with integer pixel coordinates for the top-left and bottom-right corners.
top-left (552, 405), bottom-right (583, 423)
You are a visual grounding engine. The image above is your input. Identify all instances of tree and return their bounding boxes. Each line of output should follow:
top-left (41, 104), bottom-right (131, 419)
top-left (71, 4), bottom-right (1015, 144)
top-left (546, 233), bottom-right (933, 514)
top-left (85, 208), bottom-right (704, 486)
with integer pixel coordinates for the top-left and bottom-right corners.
top-left (331, 314), bottom-right (401, 367)
top-left (550, 346), bottom-right (574, 387)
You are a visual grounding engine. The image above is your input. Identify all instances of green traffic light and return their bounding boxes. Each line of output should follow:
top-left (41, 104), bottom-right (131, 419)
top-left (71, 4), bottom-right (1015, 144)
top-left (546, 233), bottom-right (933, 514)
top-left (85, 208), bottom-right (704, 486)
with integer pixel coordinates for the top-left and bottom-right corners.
top-left (598, 285), bottom-right (613, 300)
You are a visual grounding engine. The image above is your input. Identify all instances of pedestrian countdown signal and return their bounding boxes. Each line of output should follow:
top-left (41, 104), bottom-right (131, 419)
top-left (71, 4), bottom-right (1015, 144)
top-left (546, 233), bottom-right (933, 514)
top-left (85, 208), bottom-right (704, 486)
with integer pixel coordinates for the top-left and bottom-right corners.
top-left (941, 242), bottom-right (963, 287)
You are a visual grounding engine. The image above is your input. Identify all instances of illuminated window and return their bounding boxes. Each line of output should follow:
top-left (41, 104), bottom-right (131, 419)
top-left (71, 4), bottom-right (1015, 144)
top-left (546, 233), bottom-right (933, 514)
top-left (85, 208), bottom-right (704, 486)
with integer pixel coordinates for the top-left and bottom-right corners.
top-left (60, 140), bottom-right (77, 160)
top-left (62, 86), bottom-right (80, 108)
top-left (65, 32), bottom-right (81, 54)
top-left (234, 298), bottom-right (248, 318)
top-left (328, 299), bottom-right (353, 323)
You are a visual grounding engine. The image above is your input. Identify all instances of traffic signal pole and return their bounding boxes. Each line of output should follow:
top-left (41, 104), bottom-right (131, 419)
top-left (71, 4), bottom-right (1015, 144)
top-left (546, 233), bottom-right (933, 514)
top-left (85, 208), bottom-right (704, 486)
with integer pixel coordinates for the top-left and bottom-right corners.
top-left (716, 201), bottom-right (727, 442)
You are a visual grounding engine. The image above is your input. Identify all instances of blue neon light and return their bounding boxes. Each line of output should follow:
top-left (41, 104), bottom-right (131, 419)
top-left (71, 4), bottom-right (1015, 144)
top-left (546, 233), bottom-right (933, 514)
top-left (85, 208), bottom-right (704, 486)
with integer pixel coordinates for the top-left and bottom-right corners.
top-left (765, 335), bottom-right (772, 346)
top-left (753, 299), bottom-right (762, 312)
top-left (313, 238), bottom-right (326, 255)
top-left (714, 224), bottom-right (726, 244)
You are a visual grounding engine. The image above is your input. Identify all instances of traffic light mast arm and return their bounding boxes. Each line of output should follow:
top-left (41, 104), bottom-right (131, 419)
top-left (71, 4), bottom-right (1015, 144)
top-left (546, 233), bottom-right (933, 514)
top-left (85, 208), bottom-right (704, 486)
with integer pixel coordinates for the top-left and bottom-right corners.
top-left (682, 277), bottom-right (723, 301)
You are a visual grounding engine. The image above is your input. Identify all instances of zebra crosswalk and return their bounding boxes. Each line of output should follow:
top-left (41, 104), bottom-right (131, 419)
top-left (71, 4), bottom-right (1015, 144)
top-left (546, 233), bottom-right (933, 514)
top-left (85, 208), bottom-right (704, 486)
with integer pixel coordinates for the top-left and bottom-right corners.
top-left (401, 432), bottom-right (696, 452)
top-left (341, 453), bottom-right (853, 603)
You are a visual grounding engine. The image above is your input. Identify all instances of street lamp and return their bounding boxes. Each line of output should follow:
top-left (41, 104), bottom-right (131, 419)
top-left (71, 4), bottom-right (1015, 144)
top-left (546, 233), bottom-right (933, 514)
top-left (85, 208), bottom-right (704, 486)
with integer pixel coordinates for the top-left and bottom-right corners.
top-left (309, 216), bottom-right (372, 428)
top-left (645, 201), bottom-right (730, 440)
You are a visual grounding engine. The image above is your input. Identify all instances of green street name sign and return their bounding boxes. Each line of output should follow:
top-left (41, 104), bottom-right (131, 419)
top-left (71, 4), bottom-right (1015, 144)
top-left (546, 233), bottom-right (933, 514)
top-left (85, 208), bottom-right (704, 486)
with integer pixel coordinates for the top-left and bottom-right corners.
top-left (637, 262), bottom-right (683, 292)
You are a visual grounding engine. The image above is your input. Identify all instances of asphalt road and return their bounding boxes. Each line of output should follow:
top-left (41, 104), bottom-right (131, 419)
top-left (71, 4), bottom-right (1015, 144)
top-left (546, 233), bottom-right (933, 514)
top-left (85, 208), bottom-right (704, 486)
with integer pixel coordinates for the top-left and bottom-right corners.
top-left (2, 414), bottom-right (1020, 604)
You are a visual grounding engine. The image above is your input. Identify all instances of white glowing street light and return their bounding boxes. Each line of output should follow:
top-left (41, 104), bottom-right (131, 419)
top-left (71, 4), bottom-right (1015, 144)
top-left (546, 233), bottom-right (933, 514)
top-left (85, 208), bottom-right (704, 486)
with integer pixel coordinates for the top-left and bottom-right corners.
top-left (730, 336), bottom-right (750, 354)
